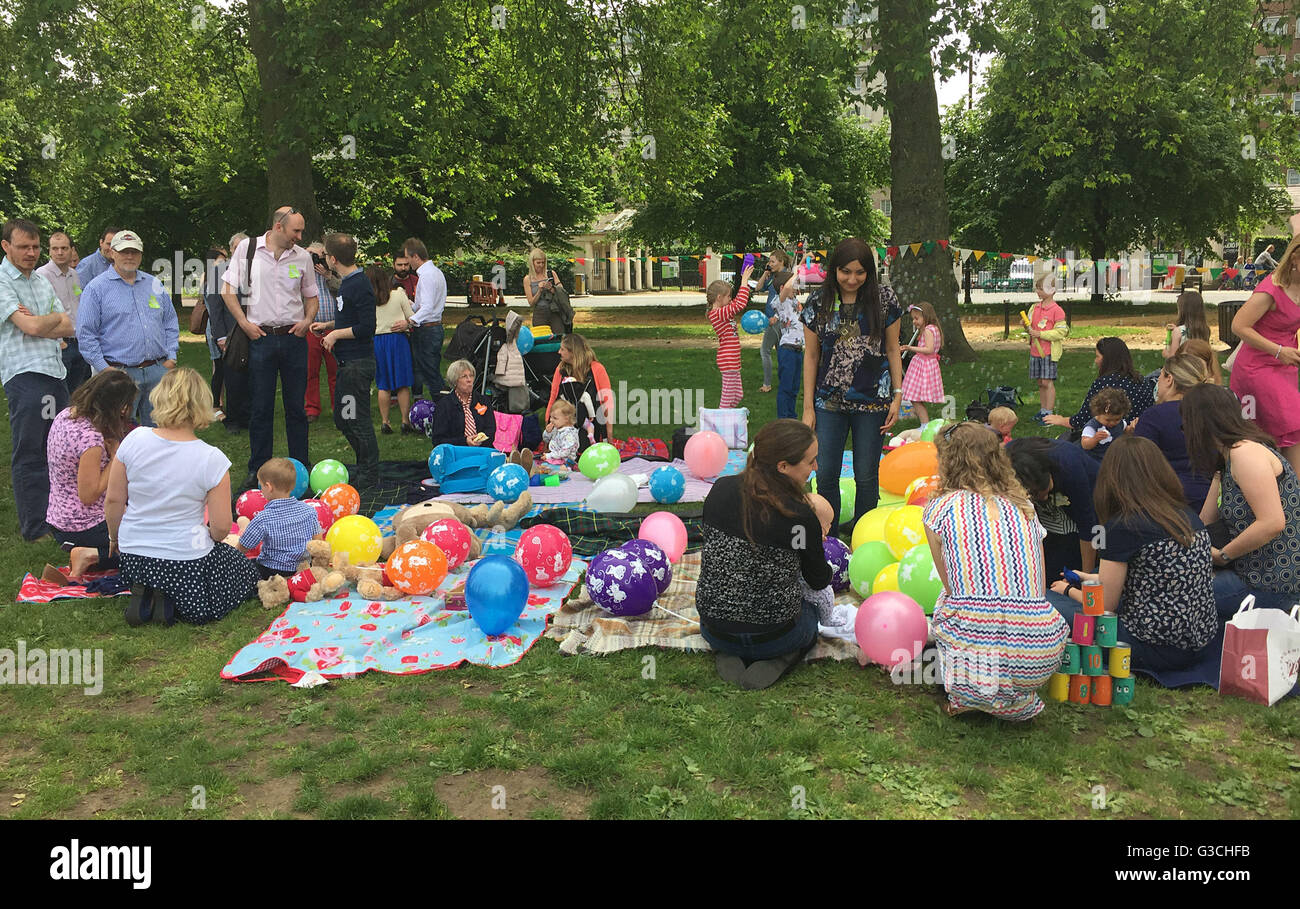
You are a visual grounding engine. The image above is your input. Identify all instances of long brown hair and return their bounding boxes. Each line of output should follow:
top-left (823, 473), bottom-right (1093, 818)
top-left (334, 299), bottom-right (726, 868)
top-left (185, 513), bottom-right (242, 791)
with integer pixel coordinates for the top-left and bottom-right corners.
top-left (1181, 383), bottom-right (1277, 475)
top-left (1178, 338), bottom-right (1222, 385)
top-left (935, 422), bottom-right (1036, 521)
top-left (1174, 291), bottom-right (1210, 342)
top-left (561, 333), bottom-right (595, 383)
top-left (740, 419), bottom-right (816, 544)
top-left (810, 237), bottom-right (885, 346)
top-left (365, 264), bottom-right (393, 307)
top-left (69, 368), bottom-right (137, 442)
top-left (1094, 436), bottom-right (1195, 546)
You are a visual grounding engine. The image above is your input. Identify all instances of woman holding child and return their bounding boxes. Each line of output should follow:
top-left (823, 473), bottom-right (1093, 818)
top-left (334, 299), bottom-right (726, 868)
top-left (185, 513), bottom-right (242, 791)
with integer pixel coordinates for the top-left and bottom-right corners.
top-left (1043, 337), bottom-right (1153, 433)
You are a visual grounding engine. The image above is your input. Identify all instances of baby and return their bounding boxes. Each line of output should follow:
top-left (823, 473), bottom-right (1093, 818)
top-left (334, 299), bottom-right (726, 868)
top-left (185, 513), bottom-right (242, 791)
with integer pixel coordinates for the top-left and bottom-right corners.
top-left (803, 493), bottom-right (842, 626)
top-left (237, 458), bottom-right (323, 580)
top-left (543, 399), bottom-right (581, 466)
top-left (1080, 387), bottom-right (1131, 461)
top-left (987, 406), bottom-right (1018, 445)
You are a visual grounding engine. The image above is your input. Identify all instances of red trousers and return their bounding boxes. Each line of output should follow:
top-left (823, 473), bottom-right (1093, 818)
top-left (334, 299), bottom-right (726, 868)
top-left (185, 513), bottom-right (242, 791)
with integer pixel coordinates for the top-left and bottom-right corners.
top-left (305, 329), bottom-right (338, 417)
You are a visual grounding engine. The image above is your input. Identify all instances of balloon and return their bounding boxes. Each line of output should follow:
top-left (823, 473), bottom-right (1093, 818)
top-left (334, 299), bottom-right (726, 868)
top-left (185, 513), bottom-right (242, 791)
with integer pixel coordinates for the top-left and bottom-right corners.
top-left (578, 442), bottom-right (621, 480)
top-left (585, 473), bottom-right (638, 513)
top-left (872, 562), bottom-right (900, 593)
top-left (235, 489), bottom-right (267, 520)
top-left (848, 541), bottom-right (895, 598)
top-left (740, 310), bottom-right (767, 334)
top-left (619, 539), bottom-right (673, 594)
top-left (465, 555), bottom-right (530, 636)
top-left (385, 539), bottom-right (449, 596)
top-left (898, 543), bottom-right (943, 616)
top-left (919, 419), bottom-right (947, 442)
top-left (516, 325), bottom-right (535, 354)
top-left (884, 505), bottom-right (927, 559)
top-left (824, 537), bottom-right (851, 592)
top-left (409, 399), bottom-right (437, 434)
top-left (649, 465), bottom-right (685, 503)
top-left (879, 442), bottom-right (937, 496)
top-left (684, 430), bottom-right (728, 479)
top-left (851, 505), bottom-right (902, 551)
top-left (310, 459), bottom-right (350, 495)
top-left (586, 548), bottom-right (658, 616)
top-left (905, 475), bottom-right (941, 507)
top-left (321, 483), bottom-right (361, 520)
top-left (638, 511), bottom-right (688, 563)
top-left (420, 518), bottom-right (473, 570)
top-left (428, 443), bottom-right (454, 483)
top-left (513, 524), bottom-right (573, 587)
top-left (855, 590), bottom-right (928, 667)
top-left (487, 463), bottom-right (530, 502)
top-left (810, 475), bottom-right (857, 526)
top-left (288, 458), bottom-right (311, 498)
top-left (303, 498), bottom-right (334, 532)
top-left (325, 514), bottom-right (383, 564)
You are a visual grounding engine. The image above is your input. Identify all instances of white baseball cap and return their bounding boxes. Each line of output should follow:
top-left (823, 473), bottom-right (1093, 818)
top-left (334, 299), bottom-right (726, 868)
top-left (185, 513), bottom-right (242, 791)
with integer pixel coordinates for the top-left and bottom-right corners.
top-left (110, 230), bottom-right (144, 252)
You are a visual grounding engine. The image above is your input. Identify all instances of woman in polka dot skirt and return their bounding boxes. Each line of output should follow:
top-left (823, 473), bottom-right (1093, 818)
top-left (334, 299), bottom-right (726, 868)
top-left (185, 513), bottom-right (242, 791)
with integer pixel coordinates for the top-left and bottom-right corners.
top-left (106, 368), bottom-right (259, 626)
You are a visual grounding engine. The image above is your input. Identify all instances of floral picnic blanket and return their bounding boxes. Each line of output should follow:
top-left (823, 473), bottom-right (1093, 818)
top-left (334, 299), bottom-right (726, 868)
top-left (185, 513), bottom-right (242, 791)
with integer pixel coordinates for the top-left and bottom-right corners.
top-left (220, 558), bottom-right (587, 684)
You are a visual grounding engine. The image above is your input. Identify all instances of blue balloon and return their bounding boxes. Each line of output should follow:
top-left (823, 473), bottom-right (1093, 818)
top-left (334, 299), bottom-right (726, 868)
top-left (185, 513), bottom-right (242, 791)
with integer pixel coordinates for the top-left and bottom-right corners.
top-left (740, 310), bottom-right (767, 335)
top-left (465, 555), bottom-right (529, 636)
top-left (288, 458), bottom-right (310, 498)
top-left (429, 444), bottom-right (454, 483)
top-left (516, 325), bottom-right (535, 354)
top-left (649, 465), bottom-right (686, 503)
top-left (487, 463), bottom-right (530, 502)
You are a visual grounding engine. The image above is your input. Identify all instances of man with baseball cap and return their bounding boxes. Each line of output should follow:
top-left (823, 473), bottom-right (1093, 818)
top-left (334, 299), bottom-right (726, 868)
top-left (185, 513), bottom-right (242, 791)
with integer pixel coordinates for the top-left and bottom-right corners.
top-left (76, 229), bottom-right (180, 426)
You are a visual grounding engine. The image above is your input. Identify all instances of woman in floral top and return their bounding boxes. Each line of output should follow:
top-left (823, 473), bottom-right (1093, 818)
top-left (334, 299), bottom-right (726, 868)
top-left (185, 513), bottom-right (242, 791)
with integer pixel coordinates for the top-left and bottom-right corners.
top-left (800, 238), bottom-right (903, 536)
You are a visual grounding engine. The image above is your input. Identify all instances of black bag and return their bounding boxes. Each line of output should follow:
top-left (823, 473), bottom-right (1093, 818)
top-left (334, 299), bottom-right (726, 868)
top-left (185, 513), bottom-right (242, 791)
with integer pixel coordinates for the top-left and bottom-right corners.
top-left (986, 385), bottom-right (1024, 410)
top-left (670, 426), bottom-right (693, 461)
top-left (520, 412), bottom-right (542, 451)
top-left (965, 399), bottom-right (990, 423)
top-left (222, 238), bottom-right (258, 373)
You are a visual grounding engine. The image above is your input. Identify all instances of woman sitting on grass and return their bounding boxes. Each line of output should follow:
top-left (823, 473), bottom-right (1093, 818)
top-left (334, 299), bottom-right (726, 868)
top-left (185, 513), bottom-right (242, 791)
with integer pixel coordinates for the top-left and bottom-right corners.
top-left (1044, 336), bottom-right (1153, 434)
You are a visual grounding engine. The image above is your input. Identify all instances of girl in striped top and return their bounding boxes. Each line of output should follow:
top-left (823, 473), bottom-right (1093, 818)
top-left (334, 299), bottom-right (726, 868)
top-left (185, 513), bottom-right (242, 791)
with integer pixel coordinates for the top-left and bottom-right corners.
top-left (706, 263), bottom-right (755, 408)
top-left (923, 422), bottom-right (1069, 720)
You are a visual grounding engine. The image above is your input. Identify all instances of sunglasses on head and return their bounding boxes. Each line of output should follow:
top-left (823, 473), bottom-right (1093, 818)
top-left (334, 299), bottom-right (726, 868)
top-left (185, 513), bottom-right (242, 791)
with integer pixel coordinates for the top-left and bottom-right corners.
top-left (274, 207), bottom-right (300, 226)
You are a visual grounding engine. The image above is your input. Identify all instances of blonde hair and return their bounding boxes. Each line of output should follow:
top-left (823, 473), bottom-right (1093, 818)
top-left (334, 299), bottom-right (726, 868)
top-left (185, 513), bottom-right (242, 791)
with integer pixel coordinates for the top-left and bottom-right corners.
top-left (560, 333), bottom-right (595, 383)
top-left (257, 457), bottom-right (297, 494)
top-left (528, 247), bottom-right (547, 273)
top-left (987, 406), bottom-right (1016, 428)
top-left (1162, 351), bottom-right (1209, 393)
top-left (149, 367), bottom-right (214, 430)
top-left (805, 493), bottom-right (834, 535)
top-left (1178, 338), bottom-right (1222, 385)
top-left (1271, 235), bottom-right (1300, 286)
top-left (706, 279), bottom-right (733, 307)
top-left (550, 398), bottom-right (577, 423)
top-left (934, 422), bottom-right (1036, 522)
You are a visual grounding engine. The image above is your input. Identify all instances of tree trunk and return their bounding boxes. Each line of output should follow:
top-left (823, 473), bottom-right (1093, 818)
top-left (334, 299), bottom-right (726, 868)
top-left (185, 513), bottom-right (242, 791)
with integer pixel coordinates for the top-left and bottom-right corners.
top-left (247, 0), bottom-right (321, 241)
top-left (879, 0), bottom-right (976, 362)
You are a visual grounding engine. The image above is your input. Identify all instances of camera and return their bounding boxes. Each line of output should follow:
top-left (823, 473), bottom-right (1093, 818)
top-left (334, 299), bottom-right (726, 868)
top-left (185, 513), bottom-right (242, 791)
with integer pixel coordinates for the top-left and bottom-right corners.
top-left (311, 252), bottom-right (326, 268)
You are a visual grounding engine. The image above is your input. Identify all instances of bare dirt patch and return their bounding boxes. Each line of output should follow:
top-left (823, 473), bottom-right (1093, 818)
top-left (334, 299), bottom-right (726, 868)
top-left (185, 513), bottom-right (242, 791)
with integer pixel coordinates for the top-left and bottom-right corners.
top-left (435, 767), bottom-right (592, 819)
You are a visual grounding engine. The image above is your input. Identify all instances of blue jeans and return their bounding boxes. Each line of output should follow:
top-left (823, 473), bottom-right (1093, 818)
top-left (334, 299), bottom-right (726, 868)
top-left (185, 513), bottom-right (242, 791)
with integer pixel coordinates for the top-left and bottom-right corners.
top-left (1211, 569), bottom-right (1300, 620)
top-left (410, 322), bottom-right (445, 397)
top-left (62, 338), bottom-right (91, 394)
top-left (814, 406), bottom-right (886, 533)
top-left (114, 362), bottom-right (167, 427)
top-left (776, 346), bottom-right (802, 419)
top-left (247, 333), bottom-right (309, 477)
top-left (3, 371), bottom-right (69, 540)
top-left (700, 600), bottom-right (819, 662)
top-left (760, 322), bottom-right (779, 386)
top-left (1044, 590), bottom-right (1217, 673)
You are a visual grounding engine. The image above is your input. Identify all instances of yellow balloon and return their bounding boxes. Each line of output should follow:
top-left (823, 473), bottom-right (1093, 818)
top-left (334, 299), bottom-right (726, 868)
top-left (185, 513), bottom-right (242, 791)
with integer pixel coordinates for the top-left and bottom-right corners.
top-left (884, 505), bottom-right (927, 560)
top-left (851, 504), bottom-right (903, 552)
top-left (326, 514), bottom-right (383, 564)
top-left (872, 562), bottom-right (900, 593)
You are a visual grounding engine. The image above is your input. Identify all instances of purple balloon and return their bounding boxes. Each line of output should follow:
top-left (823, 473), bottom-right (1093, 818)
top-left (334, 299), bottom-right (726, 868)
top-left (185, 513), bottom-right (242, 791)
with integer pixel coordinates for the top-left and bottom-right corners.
top-left (824, 537), bottom-right (851, 593)
top-left (619, 539), bottom-right (673, 595)
top-left (410, 398), bottom-right (437, 434)
top-left (586, 548), bottom-right (658, 617)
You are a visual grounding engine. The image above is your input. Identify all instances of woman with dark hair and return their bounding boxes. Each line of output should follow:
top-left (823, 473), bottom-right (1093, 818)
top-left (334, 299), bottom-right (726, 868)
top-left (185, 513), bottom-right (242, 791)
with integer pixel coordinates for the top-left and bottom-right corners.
top-left (800, 238), bottom-right (903, 535)
top-left (697, 419), bottom-right (831, 690)
top-left (1134, 352), bottom-right (1214, 510)
top-left (1182, 383), bottom-right (1300, 615)
top-left (46, 368), bottom-right (139, 576)
top-left (1044, 336), bottom-right (1153, 432)
top-left (1006, 436), bottom-right (1101, 576)
top-left (1047, 436), bottom-right (1218, 672)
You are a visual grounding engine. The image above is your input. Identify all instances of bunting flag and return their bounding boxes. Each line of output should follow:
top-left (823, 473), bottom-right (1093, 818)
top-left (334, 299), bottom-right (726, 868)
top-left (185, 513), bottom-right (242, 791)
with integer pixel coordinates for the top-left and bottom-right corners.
top-left (973, 250), bottom-right (986, 261)
top-left (908, 242), bottom-right (923, 257)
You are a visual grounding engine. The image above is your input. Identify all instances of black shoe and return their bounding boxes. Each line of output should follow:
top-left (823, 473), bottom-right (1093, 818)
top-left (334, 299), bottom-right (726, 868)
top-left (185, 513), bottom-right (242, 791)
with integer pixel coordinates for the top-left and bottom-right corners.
top-left (715, 653), bottom-right (747, 686)
top-left (740, 649), bottom-right (806, 690)
top-left (125, 585), bottom-right (155, 626)
top-left (157, 592), bottom-right (176, 627)
top-left (242, 474), bottom-right (259, 491)
top-left (381, 423), bottom-right (393, 435)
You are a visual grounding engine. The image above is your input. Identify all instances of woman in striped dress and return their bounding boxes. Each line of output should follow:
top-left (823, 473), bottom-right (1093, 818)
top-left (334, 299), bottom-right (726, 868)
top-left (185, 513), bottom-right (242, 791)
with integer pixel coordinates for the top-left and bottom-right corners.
top-left (923, 422), bottom-right (1069, 720)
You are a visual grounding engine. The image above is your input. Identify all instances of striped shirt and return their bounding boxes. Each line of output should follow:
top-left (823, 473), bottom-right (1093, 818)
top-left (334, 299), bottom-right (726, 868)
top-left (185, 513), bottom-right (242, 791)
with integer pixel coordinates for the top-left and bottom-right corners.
top-left (314, 271), bottom-right (337, 321)
top-left (707, 285), bottom-right (751, 371)
top-left (239, 497), bottom-right (321, 573)
top-left (0, 256), bottom-right (68, 384)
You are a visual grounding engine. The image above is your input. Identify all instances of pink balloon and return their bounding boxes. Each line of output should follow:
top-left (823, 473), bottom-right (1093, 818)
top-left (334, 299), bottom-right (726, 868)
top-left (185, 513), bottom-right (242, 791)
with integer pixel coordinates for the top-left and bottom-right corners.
top-left (513, 524), bottom-right (574, 586)
top-left (638, 511), bottom-right (688, 563)
top-left (855, 591), bottom-right (928, 667)
top-left (684, 430), bottom-right (728, 479)
top-left (303, 498), bottom-right (335, 532)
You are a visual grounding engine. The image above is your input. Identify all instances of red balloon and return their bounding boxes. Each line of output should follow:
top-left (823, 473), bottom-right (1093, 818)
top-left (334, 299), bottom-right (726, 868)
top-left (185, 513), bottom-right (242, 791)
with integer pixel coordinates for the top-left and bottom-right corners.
top-left (513, 524), bottom-right (573, 587)
top-left (236, 489), bottom-right (267, 520)
top-left (303, 499), bottom-right (335, 532)
top-left (420, 518), bottom-right (474, 570)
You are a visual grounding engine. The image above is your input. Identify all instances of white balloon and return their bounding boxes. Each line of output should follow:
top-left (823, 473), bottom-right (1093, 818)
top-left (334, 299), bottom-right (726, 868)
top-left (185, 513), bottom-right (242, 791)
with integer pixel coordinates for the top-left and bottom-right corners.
top-left (585, 473), bottom-right (638, 513)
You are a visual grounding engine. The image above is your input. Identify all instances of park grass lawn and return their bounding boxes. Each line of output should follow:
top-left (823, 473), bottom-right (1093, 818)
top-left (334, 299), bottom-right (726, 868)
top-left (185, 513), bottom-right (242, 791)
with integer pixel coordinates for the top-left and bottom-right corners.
top-left (0, 315), bottom-right (1297, 820)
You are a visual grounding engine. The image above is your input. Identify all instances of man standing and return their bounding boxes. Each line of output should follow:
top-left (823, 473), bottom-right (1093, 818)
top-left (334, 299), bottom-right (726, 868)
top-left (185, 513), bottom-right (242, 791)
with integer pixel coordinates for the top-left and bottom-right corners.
top-left (36, 230), bottom-right (88, 392)
top-left (0, 219), bottom-right (73, 541)
top-left (304, 240), bottom-right (338, 422)
top-left (221, 206), bottom-right (318, 487)
top-left (394, 252), bottom-right (418, 300)
top-left (75, 226), bottom-right (118, 287)
top-left (403, 237), bottom-right (446, 397)
top-left (76, 230), bottom-right (180, 426)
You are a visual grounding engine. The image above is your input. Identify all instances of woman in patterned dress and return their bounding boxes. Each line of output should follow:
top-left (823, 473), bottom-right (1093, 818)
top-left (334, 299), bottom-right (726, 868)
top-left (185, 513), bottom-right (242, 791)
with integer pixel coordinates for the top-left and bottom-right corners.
top-left (1181, 383), bottom-right (1300, 617)
top-left (899, 302), bottom-right (944, 424)
top-left (923, 422), bottom-right (1068, 720)
top-left (1043, 337), bottom-right (1154, 434)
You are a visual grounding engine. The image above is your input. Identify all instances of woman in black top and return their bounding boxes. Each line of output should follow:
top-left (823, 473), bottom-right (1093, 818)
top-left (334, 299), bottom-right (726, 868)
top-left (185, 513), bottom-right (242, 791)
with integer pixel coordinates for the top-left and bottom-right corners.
top-left (429, 359), bottom-right (497, 448)
top-left (1044, 336), bottom-right (1154, 433)
top-left (698, 419), bottom-right (830, 690)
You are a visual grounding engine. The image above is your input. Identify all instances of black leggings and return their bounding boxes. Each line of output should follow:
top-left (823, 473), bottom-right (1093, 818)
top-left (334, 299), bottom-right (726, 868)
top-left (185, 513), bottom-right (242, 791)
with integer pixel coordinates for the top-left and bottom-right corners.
top-left (51, 522), bottom-right (119, 571)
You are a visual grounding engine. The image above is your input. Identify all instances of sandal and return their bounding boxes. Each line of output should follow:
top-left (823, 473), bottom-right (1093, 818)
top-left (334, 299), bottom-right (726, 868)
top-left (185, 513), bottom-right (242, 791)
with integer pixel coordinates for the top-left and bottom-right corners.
top-left (759, 385), bottom-right (772, 393)
top-left (381, 422), bottom-right (394, 434)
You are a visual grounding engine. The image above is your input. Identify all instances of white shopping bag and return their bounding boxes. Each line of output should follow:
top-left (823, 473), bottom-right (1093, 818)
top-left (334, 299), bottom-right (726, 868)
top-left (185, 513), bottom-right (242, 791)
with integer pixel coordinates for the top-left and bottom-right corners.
top-left (1219, 597), bottom-right (1300, 706)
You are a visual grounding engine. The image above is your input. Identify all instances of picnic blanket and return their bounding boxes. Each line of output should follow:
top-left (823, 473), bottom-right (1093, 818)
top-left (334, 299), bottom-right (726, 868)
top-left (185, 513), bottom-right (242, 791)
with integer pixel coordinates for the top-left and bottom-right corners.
top-left (544, 553), bottom-right (863, 662)
top-left (221, 557), bottom-right (587, 683)
top-left (15, 569), bottom-right (130, 603)
top-left (520, 507), bottom-right (705, 557)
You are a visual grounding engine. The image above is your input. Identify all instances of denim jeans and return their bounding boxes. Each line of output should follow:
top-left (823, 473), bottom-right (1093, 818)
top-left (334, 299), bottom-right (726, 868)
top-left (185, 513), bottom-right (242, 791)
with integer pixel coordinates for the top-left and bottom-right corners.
top-left (760, 322), bottom-right (779, 386)
top-left (814, 406), bottom-right (886, 533)
top-left (410, 322), bottom-right (445, 397)
top-left (1044, 590), bottom-right (1217, 673)
top-left (3, 371), bottom-right (69, 540)
top-left (247, 333), bottom-right (309, 477)
top-left (776, 346), bottom-right (802, 419)
top-left (700, 600), bottom-right (819, 662)
top-left (115, 362), bottom-right (167, 426)
top-left (1211, 568), bottom-right (1300, 620)
top-left (334, 356), bottom-right (379, 487)
top-left (61, 338), bottom-right (91, 394)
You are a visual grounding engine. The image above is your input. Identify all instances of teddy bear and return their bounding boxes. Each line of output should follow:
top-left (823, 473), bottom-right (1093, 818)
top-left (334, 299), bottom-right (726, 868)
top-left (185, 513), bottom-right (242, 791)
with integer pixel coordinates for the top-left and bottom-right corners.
top-left (256, 574), bottom-right (291, 610)
top-left (388, 492), bottom-right (533, 556)
top-left (287, 567), bottom-right (348, 603)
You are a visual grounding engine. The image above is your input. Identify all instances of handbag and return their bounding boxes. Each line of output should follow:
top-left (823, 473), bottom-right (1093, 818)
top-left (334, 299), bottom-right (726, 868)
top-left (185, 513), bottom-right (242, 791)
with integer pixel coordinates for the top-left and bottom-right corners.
top-left (223, 325), bottom-right (250, 373)
top-left (190, 296), bottom-right (208, 335)
top-left (1219, 596), bottom-right (1300, 706)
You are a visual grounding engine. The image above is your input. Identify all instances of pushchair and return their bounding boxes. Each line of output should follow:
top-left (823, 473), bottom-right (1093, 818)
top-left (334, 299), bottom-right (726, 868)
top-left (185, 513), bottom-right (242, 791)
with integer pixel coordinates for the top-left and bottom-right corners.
top-left (443, 314), bottom-right (558, 414)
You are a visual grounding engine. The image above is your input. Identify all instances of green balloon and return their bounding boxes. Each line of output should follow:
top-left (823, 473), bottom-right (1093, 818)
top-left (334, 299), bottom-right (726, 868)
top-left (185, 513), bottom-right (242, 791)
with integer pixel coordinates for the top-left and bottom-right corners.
top-left (919, 419), bottom-right (947, 442)
top-left (309, 459), bottom-right (349, 495)
top-left (808, 475), bottom-right (858, 525)
top-left (578, 442), bottom-right (621, 480)
top-left (878, 487), bottom-right (906, 505)
top-left (898, 543), bottom-right (943, 615)
top-left (848, 541), bottom-right (895, 598)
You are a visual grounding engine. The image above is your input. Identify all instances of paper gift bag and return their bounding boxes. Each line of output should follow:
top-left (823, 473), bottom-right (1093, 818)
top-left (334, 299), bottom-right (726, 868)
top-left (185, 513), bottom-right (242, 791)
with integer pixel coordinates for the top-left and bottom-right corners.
top-left (1219, 597), bottom-right (1300, 706)
top-left (698, 407), bottom-right (749, 450)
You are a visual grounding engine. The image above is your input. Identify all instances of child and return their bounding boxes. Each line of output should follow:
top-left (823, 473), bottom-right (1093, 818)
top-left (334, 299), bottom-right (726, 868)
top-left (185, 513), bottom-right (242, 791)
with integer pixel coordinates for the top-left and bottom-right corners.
top-left (801, 493), bottom-right (839, 625)
top-left (1027, 273), bottom-right (1069, 425)
top-left (899, 302), bottom-right (944, 424)
top-left (1080, 387), bottom-right (1131, 461)
top-left (542, 399), bottom-right (581, 467)
top-left (987, 406), bottom-right (1018, 445)
top-left (706, 262), bottom-right (756, 408)
top-left (1163, 290), bottom-right (1210, 358)
top-left (237, 458), bottom-right (322, 580)
top-left (770, 269), bottom-right (803, 419)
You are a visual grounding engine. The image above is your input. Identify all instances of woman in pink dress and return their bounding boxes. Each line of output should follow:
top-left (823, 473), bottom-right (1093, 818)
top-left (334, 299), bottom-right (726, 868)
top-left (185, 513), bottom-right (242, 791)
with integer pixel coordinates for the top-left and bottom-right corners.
top-left (899, 302), bottom-right (944, 424)
top-left (1230, 235), bottom-right (1300, 470)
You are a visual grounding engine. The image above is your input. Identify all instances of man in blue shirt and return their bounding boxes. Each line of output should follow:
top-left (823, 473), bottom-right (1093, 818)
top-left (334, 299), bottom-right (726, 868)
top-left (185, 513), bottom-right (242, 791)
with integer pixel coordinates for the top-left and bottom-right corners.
top-left (75, 226), bottom-right (118, 287)
top-left (76, 230), bottom-right (179, 426)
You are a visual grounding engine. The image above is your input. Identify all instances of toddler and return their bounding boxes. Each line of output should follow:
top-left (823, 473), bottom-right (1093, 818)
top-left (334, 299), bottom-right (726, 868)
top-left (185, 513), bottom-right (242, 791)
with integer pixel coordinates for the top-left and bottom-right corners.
top-left (542, 399), bottom-right (581, 466)
top-left (987, 406), bottom-right (1018, 445)
top-left (706, 261), bottom-right (756, 408)
top-left (237, 458), bottom-right (323, 579)
top-left (802, 493), bottom-right (840, 625)
top-left (1080, 388), bottom-right (1131, 461)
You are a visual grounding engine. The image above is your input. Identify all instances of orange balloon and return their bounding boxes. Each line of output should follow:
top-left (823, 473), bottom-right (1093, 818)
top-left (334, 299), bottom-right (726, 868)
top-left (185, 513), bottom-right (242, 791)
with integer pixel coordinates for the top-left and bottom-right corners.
top-left (385, 540), bottom-right (448, 596)
top-left (906, 474), bottom-right (941, 506)
top-left (879, 442), bottom-right (938, 496)
top-left (321, 483), bottom-right (360, 520)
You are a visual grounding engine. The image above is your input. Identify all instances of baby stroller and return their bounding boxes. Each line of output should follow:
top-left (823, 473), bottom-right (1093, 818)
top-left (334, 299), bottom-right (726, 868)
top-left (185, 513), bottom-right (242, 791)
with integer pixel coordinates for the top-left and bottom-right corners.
top-left (444, 313), bottom-right (559, 414)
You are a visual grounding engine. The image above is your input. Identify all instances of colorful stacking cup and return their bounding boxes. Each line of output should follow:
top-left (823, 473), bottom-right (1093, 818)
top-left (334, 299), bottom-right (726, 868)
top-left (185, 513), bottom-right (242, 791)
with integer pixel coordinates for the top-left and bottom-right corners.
top-left (1112, 675), bottom-right (1135, 705)
top-left (1081, 581), bottom-right (1105, 616)
top-left (1072, 613), bottom-right (1095, 646)
top-left (1109, 642), bottom-right (1132, 678)
top-left (1048, 673), bottom-right (1070, 702)
top-left (1082, 644), bottom-right (1105, 676)
top-left (1095, 612), bottom-right (1119, 648)
top-left (1091, 675), bottom-right (1113, 706)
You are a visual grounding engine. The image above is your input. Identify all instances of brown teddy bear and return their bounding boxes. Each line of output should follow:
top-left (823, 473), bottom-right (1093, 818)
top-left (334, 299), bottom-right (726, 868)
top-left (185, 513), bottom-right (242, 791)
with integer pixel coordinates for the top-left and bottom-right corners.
top-left (256, 574), bottom-right (291, 610)
top-left (388, 492), bottom-right (533, 555)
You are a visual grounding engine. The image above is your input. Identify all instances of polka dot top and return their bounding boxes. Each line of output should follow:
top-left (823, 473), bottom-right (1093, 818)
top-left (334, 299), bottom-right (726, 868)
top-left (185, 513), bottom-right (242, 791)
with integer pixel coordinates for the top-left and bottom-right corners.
top-left (1220, 446), bottom-right (1300, 595)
